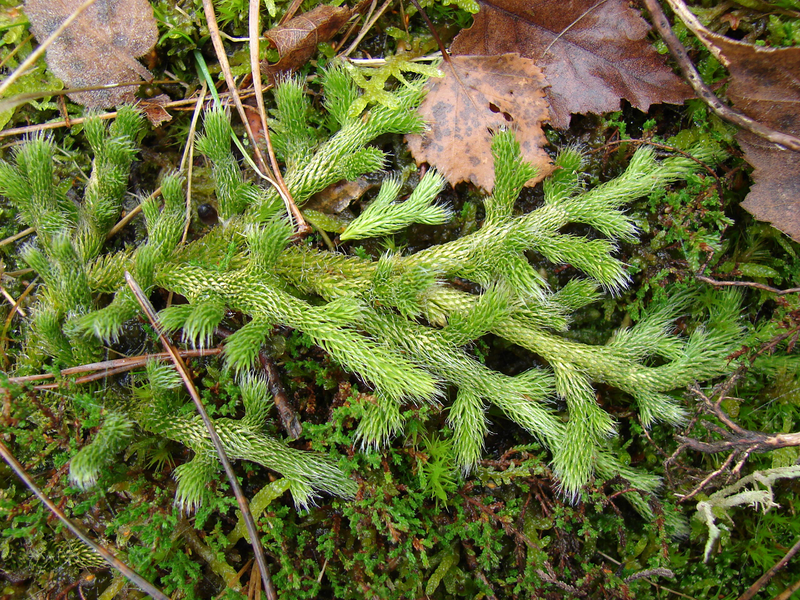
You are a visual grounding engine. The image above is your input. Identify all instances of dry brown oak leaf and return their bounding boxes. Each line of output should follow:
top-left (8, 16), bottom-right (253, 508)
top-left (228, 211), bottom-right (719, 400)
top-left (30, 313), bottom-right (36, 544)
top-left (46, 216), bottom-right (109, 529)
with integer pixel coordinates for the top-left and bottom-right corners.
top-left (406, 54), bottom-right (552, 191)
top-left (694, 33), bottom-right (800, 242)
top-left (24, 0), bottom-right (157, 108)
top-left (451, 0), bottom-right (692, 129)
top-left (262, 5), bottom-right (352, 85)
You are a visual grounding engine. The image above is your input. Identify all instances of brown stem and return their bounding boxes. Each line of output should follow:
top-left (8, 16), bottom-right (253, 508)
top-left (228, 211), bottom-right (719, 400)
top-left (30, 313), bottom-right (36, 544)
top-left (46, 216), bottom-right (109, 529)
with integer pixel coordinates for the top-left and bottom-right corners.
top-left (0, 440), bottom-right (169, 600)
top-left (248, 0), bottom-right (309, 234)
top-left (407, 0), bottom-right (452, 66)
top-left (3, 349), bottom-right (221, 391)
top-left (215, 326), bottom-right (302, 438)
top-left (641, 0), bottom-right (800, 152)
top-left (696, 275), bottom-right (800, 296)
top-left (773, 576), bottom-right (800, 600)
top-left (124, 272), bottom-right (277, 600)
top-left (677, 449), bottom-right (738, 502)
top-left (738, 537), bottom-right (800, 600)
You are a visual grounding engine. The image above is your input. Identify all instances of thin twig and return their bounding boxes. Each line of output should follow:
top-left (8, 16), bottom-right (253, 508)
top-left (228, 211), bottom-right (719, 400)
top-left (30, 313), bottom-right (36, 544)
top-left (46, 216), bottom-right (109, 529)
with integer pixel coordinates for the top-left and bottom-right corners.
top-left (0, 89), bottom-right (257, 140)
top-left (0, 226), bottom-right (35, 248)
top-left (248, 0), bottom-right (309, 233)
top-left (179, 83), bottom-right (207, 244)
top-left (1, 285), bottom-right (26, 318)
top-left (0, 32), bottom-right (34, 70)
top-left (696, 275), bottom-right (800, 296)
top-left (335, 0), bottom-right (375, 53)
top-left (164, 84), bottom-right (208, 311)
top-left (3, 348), bottom-right (221, 389)
top-left (739, 537), bottom-right (800, 600)
top-left (668, 373), bottom-right (800, 501)
top-left (642, 0), bottom-right (800, 152)
top-left (406, 0), bottom-right (480, 115)
top-left (124, 272), bottom-right (277, 600)
top-left (279, 0), bottom-right (305, 24)
top-left (677, 449), bottom-right (738, 502)
top-left (0, 78), bottom-right (182, 115)
top-left (216, 326), bottom-right (301, 438)
top-left (202, 0), bottom-right (269, 175)
top-left (341, 0), bottom-right (393, 57)
top-left (773, 576), bottom-right (800, 600)
top-left (0, 440), bottom-right (169, 600)
top-left (0, 276), bottom-right (37, 368)
top-left (106, 187), bottom-right (161, 240)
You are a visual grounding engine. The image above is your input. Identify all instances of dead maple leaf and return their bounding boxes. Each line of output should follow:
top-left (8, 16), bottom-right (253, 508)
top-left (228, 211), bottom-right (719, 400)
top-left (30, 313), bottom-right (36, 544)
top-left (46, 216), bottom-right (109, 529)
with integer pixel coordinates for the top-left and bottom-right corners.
top-left (406, 54), bottom-right (552, 191)
top-left (677, 26), bottom-right (800, 242)
top-left (24, 0), bottom-right (158, 108)
top-left (450, 0), bottom-right (692, 128)
top-left (262, 5), bottom-right (353, 84)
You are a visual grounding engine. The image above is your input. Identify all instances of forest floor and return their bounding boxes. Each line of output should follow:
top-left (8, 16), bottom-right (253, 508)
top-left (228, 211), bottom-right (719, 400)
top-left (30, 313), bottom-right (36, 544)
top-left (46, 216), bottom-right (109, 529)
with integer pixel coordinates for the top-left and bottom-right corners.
top-left (1, 0), bottom-right (800, 599)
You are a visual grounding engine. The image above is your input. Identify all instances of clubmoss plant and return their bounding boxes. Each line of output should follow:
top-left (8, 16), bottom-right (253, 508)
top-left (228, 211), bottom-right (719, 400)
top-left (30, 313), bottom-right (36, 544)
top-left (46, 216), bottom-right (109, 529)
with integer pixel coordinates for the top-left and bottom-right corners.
top-left (0, 64), bottom-right (744, 512)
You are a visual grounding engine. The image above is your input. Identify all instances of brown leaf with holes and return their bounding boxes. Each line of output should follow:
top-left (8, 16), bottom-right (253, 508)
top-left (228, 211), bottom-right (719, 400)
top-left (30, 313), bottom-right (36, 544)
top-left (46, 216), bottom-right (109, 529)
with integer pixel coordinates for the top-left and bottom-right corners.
top-left (23, 0), bottom-right (158, 108)
top-left (450, 0), bottom-right (692, 129)
top-left (262, 5), bottom-right (353, 85)
top-left (688, 31), bottom-right (800, 241)
top-left (407, 54), bottom-right (552, 191)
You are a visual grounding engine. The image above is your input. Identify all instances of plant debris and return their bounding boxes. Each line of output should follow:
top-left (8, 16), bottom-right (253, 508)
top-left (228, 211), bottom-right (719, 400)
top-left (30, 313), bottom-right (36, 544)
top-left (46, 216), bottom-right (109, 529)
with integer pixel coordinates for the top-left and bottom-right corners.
top-left (690, 30), bottom-right (800, 242)
top-left (406, 54), bottom-right (551, 190)
top-left (262, 4), bottom-right (355, 84)
top-left (23, 0), bottom-right (158, 107)
top-left (450, 0), bottom-right (692, 128)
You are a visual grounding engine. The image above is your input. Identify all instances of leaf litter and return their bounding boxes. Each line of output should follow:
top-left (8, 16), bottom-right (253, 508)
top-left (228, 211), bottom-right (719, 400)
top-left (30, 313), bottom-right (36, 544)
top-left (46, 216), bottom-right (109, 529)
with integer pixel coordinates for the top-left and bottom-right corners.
top-left (408, 0), bottom-right (692, 190)
top-left (262, 4), bottom-right (358, 85)
top-left (406, 54), bottom-right (552, 190)
top-left (23, 0), bottom-right (158, 108)
top-left (450, 0), bottom-right (692, 128)
top-left (672, 13), bottom-right (800, 242)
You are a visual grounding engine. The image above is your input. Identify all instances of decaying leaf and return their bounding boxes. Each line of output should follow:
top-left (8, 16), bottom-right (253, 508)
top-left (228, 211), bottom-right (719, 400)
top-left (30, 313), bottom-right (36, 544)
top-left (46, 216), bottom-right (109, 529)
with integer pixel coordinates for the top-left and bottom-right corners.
top-left (307, 178), bottom-right (376, 214)
top-left (450, 0), bottom-right (692, 128)
top-left (23, 0), bottom-right (158, 108)
top-left (720, 40), bottom-right (800, 242)
top-left (675, 23), bottom-right (800, 241)
top-left (139, 94), bottom-right (172, 127)
top-left (262, 5), bottom-right (353, 84)
top-left (406, 54), bottom-right (552, 191)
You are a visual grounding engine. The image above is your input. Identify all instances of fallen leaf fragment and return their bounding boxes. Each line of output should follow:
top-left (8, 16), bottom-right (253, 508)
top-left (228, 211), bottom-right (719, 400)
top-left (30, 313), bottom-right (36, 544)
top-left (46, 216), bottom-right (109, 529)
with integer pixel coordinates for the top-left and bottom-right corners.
top-left (262, 5), bottom-right (353, 84)
top-left (139, 94), bottom-right (173, 127)
top-left (450, 0), bottom-right (692, 128)
top-left (406, 54), bottom-right (552, 191)
top-left (24, 0), bottom-right (158, 108)
top-left (666, 1), bottom-right (800, 242)
top-left (307, 178), bottom-right (376, 214)
top-left (702, 36), bottom-right (800, 241)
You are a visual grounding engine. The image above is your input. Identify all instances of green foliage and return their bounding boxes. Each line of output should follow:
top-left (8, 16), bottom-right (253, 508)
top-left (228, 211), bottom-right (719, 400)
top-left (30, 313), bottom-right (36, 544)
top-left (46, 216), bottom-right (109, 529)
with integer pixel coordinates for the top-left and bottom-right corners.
top-left (341, 169), bottom-right (450, 240)
top-left (2, 48), bottom-right (798, 600)
top-left (344, 54), bottom-right (443, 116)
top-left (416, 433), bottom-right (458, 508)
top-left (3, 68), bottom-right (746, 508)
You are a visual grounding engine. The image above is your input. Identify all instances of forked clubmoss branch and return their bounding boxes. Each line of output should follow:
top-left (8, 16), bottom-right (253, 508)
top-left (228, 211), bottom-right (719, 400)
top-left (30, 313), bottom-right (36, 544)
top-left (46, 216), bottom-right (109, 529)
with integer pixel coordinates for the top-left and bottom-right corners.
top-left (0, 64), bottom-right (742, 509)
